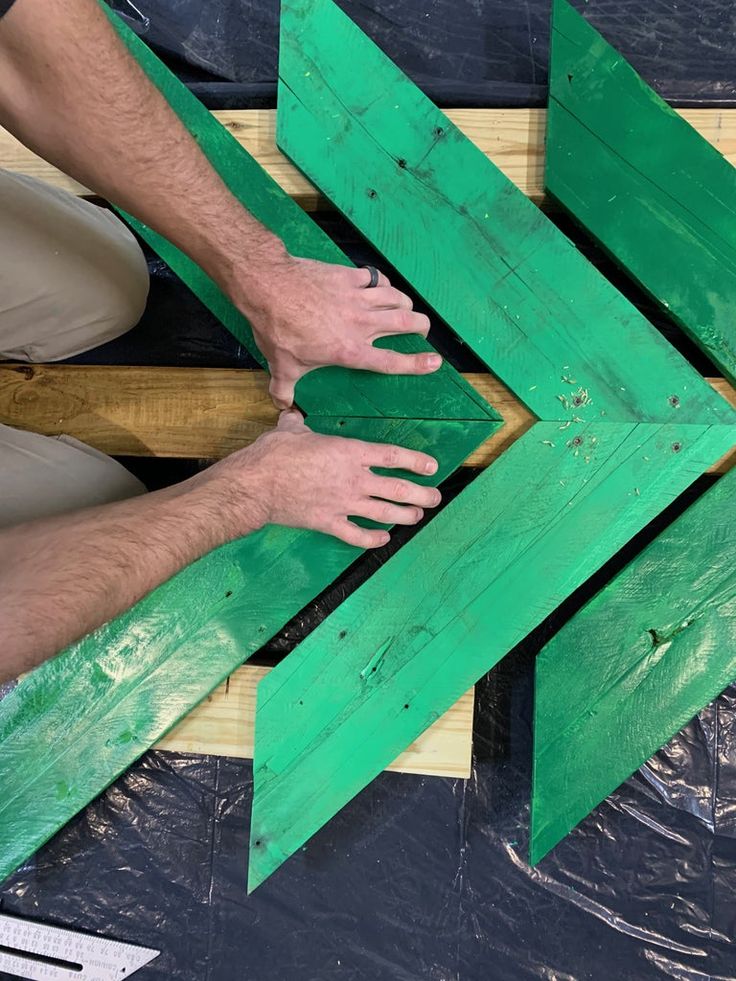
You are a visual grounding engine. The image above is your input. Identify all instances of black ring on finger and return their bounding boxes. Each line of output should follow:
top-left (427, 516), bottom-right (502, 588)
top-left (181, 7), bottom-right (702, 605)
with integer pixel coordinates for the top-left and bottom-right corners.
top-left (362, 264), bottom-right (380, 289)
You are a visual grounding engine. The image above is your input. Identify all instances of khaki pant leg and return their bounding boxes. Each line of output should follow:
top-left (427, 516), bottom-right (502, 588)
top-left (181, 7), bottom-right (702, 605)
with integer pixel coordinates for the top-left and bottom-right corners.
top-left (0, 169), bottom-right (149, 361)
top-left (0, 424), bottom-right (145, 529)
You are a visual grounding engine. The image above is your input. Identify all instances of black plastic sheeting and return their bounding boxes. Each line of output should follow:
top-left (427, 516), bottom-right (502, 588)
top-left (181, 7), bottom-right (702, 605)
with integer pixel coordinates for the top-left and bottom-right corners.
top-left (107, 0), bottom-right (736, 108)
top-left (3, 654), bottom-right (736, 979)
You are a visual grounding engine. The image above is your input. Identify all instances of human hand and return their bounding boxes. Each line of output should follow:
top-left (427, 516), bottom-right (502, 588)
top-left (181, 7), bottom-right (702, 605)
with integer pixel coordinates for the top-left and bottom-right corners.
top-left (204, 409), bottom-right (442, 549)
top-left (236, 254), bottom-right (442, 409)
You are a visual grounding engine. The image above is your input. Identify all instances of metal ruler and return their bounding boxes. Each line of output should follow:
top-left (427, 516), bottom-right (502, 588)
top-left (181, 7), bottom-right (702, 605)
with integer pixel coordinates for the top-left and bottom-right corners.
top-left (0, 913), bottom-right (159, 980)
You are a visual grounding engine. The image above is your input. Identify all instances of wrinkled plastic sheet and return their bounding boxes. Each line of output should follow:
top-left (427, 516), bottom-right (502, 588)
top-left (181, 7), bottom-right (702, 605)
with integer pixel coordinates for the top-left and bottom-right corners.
top-left (106, 0), bottom-right (736, 107)
top-left (2, 661), bottom-right (735, 979)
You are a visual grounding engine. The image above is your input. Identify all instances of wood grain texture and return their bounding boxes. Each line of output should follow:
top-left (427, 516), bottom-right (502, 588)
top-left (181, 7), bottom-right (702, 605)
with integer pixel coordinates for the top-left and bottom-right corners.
top-left (531, 468), bottom-right (736, 864)
top-left (547, 0), bottom-right (736, 385)
top-left (4, 106), bottom-right (736, 210)
top-left (157, 665), bottom-right (474, 779)
top-left (243, 0), bottom-right (736, 889)
top-left (2, 363), bottom-right (735, 475)
top-left (0, 12), bottom-right (499, 885)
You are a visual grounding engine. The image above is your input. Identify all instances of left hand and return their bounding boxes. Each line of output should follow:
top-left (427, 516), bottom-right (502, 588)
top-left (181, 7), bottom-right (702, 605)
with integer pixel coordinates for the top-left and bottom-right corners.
top-left (236, 254), bottom-right (442, 409)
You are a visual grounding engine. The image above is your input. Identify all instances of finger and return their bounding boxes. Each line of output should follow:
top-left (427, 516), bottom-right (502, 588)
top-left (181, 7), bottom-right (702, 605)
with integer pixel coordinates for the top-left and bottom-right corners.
top-left (269, 372), bottom-right (299, 411)
top-left (361, 346), bottom-right (442, 376)
top-left (358, 501), bottom-right (424, 526)
top-left (369, 309), bottom-right (431, 339)
top-left (357, 442), bottom-right (439, 476)
top-left (277, 408), bottom-right (306, 433)
top-left (330, 519), bottom-right (391, 550)
top-left (352, 266), bottom-right (390, 289)
top-left (362, 286), bottom-right (413, 311)
top-left (365, 475), bottom-right (442, 508)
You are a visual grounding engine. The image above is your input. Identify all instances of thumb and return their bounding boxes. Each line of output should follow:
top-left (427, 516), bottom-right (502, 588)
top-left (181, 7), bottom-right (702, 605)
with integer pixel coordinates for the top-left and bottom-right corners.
top-left (277, 408), bottom-right (307, 434)
top-left (269, 372), bottom-right (297, 410)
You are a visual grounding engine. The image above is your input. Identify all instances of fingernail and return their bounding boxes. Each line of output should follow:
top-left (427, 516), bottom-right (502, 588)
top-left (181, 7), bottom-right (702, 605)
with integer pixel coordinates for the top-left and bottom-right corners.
top-left (426, 354), bottom-right (442, 370)
top-left (424, 458), bottom-right (438, 474)
top-left (432, 490), bottom-right (442, 505)
top-left (379, 532), bottom-right (391, 546)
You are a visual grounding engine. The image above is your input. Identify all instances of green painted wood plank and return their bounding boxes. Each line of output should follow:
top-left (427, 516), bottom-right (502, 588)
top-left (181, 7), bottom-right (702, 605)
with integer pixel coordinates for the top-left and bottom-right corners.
top-left (0, 6), bottom-right (500, 883)
top-left (276, 0), bottom-right (732, 426)
top-left (104, 6), bottom-right (497, 425)
top-left (249, 420), bottom-right (735, 889)
top-left (530, 468), bottom-right (736, 865)
top-left (546, 0), bottom-right (736, 385)
top-left (243, 0), bottom-right (736, 888)
top-left (0, 415), bottom-right (492, 883)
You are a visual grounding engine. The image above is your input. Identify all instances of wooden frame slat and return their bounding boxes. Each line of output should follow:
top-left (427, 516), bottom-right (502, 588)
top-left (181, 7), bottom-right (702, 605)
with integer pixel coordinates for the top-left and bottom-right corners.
top-left (3, 106), bottom-right (736, 211)
top-left (1, 364), bottom-right (733, 473)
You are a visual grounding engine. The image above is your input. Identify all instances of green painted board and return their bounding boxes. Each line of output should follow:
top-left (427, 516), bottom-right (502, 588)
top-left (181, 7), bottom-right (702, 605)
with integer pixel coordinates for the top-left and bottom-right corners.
top-left (546, 0), bottom-right (736, 385)
top-left (250, 422), bottom-right (734, 889)
top-left (104, 6), bottom-right (495, 425)
top-left (531, 468), bottom-right (736, 865)
top-left (276, 0), bottom-right (732, 427)
top-left (0, 14), bottom-right (500, 883)
top-left (246, 0), bottom-right (736, 889)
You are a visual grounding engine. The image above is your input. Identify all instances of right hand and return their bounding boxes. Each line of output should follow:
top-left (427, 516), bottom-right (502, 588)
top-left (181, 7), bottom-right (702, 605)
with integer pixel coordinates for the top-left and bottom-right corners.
top-left (204, 409), bottom-right (442, 549)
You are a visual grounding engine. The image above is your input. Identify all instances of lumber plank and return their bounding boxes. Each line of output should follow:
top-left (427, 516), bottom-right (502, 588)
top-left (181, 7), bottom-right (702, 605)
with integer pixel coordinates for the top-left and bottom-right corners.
top-left (156, 665), bottom-right (474, 779)
top-left (547, 0), bottom-right (736, 386)
top-left (0, 12), bottom-right (499, 885)
top-left (531, 467), bottom-right (736, 864)
top-left (2, 363), bottom-right (735, 474)
top-left (243, 0), bottom-right (736, 890)
top-left (3, 106), bottom-right (736, 211)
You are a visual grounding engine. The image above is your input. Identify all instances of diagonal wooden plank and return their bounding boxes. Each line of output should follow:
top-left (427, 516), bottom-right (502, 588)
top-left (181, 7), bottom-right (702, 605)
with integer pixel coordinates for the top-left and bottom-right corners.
top-left (275, 3), bottom-right (731, 427)
top-left (546, 0), bottom-right (736, 385)
top-left (3, 364), bottom-right (736, 473)
top-left (530, 468), bottom-right (736, 864)
top-left (104, 6), bottom-right (495, 426)
top-left (525, 0), bottom-right (736, 868)
top-left (244, 0), bottom-right (736, 889)
top-left (249, 420), bottom-right (734, 889)
top-left (155, 665), bottom-right (474, 779)
top-left (0, 411), bottom-right (493, 884)
top-left (4, 107), bottom-right (736, 211)
top-left (0, 11), bottom-right (500, 884)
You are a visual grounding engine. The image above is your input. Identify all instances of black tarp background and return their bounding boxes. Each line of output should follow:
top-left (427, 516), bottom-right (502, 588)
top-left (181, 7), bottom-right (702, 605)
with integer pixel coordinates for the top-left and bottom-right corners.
top-left (2, 1), bottom-right (736, 978)
top-left (107, 0), bottom-right (736, 107)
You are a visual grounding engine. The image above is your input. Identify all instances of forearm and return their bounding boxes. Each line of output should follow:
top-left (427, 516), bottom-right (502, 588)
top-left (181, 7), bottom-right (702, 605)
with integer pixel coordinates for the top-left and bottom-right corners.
top-left (0, 0), bottom-right (284, 299)
top-left (0, 478), bottom-right (260, 682)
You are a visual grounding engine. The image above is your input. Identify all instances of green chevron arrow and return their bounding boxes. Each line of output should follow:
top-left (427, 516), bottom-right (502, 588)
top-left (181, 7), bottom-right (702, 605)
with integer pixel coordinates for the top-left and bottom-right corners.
top-left (246, 0), bottom-right (736, 890)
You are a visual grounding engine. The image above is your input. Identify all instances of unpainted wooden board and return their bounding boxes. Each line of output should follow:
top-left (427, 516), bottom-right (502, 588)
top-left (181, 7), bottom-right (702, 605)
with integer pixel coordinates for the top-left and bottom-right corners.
top-left (157, 665), bottom-right (474, 779)
top-left (547, 0), bottom-right (736, 384)
top-left (243, 0), bottom-right (736, 889)
top-left (531, 468), bottom-right (736, 864)
top-left (2, 363), bottom-right (735, 475)
top-left (4, 107), bottom-right (736, 210)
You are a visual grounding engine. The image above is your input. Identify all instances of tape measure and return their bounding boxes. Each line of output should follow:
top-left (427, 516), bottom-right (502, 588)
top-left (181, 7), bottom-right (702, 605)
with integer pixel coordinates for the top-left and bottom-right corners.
top-left (0, 912), bottom-right (159, 980)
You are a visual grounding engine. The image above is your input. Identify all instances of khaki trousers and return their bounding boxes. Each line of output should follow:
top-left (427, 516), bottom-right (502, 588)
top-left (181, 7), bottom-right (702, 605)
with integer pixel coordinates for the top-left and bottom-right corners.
top-left (0, 170), bottom-right (150, 527)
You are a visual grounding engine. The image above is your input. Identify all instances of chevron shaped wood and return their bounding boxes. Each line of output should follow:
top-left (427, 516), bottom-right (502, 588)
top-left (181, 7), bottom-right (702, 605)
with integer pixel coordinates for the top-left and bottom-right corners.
top-left (0, 11), bottom-right (500, 884)
top-left (246, 0), bottom-right (736, 890)
top-left (530, 0), bottom-right (736, 866)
